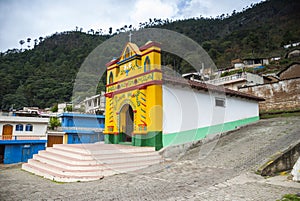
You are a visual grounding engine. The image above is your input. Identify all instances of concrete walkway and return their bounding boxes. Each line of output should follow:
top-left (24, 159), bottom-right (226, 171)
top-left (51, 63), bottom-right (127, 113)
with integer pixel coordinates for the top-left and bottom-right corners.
top-left (0, 116), bottom-right (300, 200)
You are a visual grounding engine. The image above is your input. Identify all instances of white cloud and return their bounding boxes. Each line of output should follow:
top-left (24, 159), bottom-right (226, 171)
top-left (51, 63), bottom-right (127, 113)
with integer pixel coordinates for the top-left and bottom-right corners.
top-left (129, 0), bottom-right (178, 25)
top-left (176, 0), bottom-right (212, 18)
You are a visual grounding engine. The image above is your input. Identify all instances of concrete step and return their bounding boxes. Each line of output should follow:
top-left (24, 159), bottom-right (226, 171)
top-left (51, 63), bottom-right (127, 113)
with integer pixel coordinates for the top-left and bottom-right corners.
top-left (52, 143), bottom-right (156, 155)
top-left (45, 147), bottom-right (94, 160)
top-left (40, 148), bottom-right (160, 165)
top-left (27, 159), bottom-right (106, 177)
top-left (26, 158), bottom-right (154, 177)
top-left (36, 151), bottom-right (98, 166)
top-left (22, 144), bottom-right (164, 182)
top-left (22, 163), bottom-right (104, 182)
top-left (33, 154), bottom-right (162, 171)
top-left (94, 154), bottom-right (162, 164)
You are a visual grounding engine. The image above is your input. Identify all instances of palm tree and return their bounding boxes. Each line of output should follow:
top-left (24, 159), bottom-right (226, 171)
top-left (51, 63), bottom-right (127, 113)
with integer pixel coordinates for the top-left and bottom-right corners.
top-left (27, 38), bottom-right (31, 49)
top-left (34, 39), bottom-right (38, 47)
top-left (19, 40), bottom-right (25, 50)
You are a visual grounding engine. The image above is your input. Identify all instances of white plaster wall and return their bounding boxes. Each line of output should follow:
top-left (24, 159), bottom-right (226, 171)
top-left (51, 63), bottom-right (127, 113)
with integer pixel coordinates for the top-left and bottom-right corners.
top-left (0, 116), bottom-right (48, 137)
top-left (162, 84), bottom-right (259, 134)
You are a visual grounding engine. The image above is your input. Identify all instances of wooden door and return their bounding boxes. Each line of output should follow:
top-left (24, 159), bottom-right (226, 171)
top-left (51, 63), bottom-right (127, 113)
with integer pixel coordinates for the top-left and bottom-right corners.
top-left (2, 125), bottom-right (13, 140)
top-left (47, 135), bottom-right (63, 147)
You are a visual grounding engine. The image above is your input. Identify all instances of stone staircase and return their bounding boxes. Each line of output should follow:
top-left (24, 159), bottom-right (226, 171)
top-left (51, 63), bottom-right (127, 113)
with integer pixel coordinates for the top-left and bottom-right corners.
top-left (22, 143), bottom-right (164, 182)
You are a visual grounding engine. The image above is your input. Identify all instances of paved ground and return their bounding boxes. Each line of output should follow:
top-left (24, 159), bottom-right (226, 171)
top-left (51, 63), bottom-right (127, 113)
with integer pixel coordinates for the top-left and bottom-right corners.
top-left (1, 116), bottom-right (300, 201)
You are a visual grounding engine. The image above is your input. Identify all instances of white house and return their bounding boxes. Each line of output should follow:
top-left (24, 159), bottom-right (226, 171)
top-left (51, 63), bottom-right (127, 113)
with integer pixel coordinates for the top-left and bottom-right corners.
top-left (0, 115), bottom-right (49, 164)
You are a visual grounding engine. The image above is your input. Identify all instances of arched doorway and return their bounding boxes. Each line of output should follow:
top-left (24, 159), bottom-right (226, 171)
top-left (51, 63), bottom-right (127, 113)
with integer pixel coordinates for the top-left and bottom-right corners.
top-left (2, 124), bottom-right (13, 140)
top-left (119, 104), bottom-right (134, 142)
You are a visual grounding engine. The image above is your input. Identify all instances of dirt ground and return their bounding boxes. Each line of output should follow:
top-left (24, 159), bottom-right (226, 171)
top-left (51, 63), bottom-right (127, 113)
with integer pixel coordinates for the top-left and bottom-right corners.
top-left (0, 116), bottom-right (300, 201)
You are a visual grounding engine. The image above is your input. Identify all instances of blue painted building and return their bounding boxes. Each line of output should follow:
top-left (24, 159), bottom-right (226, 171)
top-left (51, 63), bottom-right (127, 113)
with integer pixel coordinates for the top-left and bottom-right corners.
top-left (0, 116), bottom-right (48, 164)
top-left (59, 113), bottom-right (105, 144)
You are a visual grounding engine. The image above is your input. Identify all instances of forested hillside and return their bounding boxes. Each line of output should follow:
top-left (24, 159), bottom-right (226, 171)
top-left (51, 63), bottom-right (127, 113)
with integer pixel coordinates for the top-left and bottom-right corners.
top-left (0, 0), bottom-right (299, 110)
top-left (0, 32), bottom-right (106, 110)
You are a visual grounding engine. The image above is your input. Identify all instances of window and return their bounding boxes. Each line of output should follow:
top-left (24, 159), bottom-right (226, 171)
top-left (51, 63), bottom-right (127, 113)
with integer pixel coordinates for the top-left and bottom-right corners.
top-left (144, 56), bottom-right (150, 72)
top-left (25, 124), bottom-right (33, 131)
top-left (109, 72), bottom-right (113, 84)
top-left (215, 98), bottom-right (226, 107)
top-left (124, 47), bottom-right (131, 59)
top-left (16, 124), bottom-right (24, 131)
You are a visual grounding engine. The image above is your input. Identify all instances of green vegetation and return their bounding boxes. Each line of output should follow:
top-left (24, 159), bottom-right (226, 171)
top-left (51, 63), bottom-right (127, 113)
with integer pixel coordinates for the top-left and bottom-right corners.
top-left (260, 110), bottom-right (300, 119)
top-left (0, 32), bottom-right (106, 110)
top-left (0, 0), bottom-right (299, 110)
top-left (49, 117), bottom-right (61, 130)
top-left (277, 194), bottom-right (300, 201)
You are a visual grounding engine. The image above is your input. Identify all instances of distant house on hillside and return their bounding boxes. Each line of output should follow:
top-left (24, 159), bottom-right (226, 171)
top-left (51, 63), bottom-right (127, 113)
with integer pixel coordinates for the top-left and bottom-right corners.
top-left (243, 58), bottom-right (269, 68)
top-left (231, 58), bottom-right (244, 68)
top-left (83, 92), bottom-right (106, 114)
top-left (182, 72), bottom-right (210, 82)
top-left (206, 72), bottom-right (264, 90)
top-left (0, 116), bottom-right (48, 164)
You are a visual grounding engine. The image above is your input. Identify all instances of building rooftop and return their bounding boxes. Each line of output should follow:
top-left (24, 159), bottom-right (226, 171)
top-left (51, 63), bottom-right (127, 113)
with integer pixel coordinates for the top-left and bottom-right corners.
top-left (58, 113), bottom-right (104, 118)
top-left (163, 75), bottom-right (265, 102)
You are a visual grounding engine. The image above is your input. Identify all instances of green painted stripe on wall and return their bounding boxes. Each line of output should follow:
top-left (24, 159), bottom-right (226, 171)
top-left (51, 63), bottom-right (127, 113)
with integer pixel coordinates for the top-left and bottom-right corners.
top-left (163, 116), bottom-right (259, 147)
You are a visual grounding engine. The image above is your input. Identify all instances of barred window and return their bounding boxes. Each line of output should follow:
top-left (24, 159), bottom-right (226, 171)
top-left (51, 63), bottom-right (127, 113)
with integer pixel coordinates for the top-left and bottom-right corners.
top-left (215, 98), bottom-right (226, 107)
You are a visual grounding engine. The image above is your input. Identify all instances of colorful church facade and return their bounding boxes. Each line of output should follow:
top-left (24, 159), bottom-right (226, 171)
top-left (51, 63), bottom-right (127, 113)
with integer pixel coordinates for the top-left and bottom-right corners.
top-left (104, 41), bottom-right (264, 150)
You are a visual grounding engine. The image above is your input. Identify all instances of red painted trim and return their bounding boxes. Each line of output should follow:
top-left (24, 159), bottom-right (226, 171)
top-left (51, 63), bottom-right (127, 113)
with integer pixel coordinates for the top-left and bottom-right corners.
top-left (140, 120), bottom-right (147, 126)
top-left (105, 80), bottom-right (162, 97)
top-left (106, 69), bottom-right (162, 87)
top-left (106, 59), bottom-right (119, 67)
top-left (140, 41), bottom-right (161, 51)
top-left (139, 85), bottom-right (147, 90)
top-left (104, 93), bottom-right (113, 98)
top-left (107, 65), bottom-right (119, 71)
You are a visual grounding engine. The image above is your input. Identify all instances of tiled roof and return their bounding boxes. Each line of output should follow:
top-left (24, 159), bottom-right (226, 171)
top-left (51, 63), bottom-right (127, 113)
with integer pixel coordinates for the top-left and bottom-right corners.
top-left (163, 75), bottom-right (265, 101)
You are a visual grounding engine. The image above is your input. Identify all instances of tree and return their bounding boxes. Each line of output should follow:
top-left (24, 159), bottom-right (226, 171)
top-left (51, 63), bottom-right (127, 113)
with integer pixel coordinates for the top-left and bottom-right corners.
top-left (49, 117), bottom-right (61, 130)
top-left (19, 40), bottom-right (25, 50)
top-left (51, 104), bottom-right (58, 112)
top-left (1, 93), bottom-right (27, 111)
top-left (27, 38), bottom-right (31, 49)
top-left (34, 39), bottom-right (38, 47)
top-left (64, 104), bottom-right (72, 112)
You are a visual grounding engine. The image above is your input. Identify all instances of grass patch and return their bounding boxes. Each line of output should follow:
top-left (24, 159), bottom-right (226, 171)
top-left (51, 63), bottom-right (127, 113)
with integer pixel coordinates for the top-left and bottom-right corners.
top-left (260, 111), bottom-right (300, 119)
top-left (277, 194), bottom-right (300, 201)
top-left (51, 179), bottom-right (66, 184)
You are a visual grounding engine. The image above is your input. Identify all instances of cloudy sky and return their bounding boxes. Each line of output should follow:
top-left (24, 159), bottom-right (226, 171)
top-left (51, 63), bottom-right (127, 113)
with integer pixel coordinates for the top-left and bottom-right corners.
top-left (0, 0), bottom-right (262, 52)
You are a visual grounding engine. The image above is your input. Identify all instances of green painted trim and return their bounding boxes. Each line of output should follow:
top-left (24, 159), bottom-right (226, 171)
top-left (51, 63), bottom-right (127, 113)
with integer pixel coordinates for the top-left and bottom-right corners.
top-left (163, 116), bottom-right (259, 147)
top-left (133, 131), bottom-right (162, 150)
top-left (104, 132), bottom-right (162, 150)
top-left (104, 134), bottom-right (121, 144)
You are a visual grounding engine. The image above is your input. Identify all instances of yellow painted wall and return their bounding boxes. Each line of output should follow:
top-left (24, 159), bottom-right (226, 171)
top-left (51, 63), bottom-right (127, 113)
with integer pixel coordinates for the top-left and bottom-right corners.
top-left (104, 41), bottom-right (163, 136)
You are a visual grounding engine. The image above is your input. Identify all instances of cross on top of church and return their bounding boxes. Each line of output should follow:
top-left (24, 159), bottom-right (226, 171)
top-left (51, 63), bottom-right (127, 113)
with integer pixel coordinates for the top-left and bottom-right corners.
top-left (128, 32), bottom-right (132, 43)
